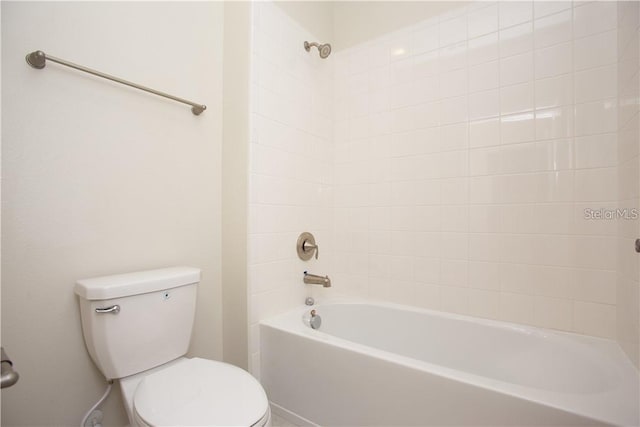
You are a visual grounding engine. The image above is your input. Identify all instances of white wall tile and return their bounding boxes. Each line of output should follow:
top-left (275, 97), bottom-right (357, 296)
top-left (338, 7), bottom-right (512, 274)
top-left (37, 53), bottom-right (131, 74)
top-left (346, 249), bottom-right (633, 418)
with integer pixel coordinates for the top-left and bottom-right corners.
top-left (574, 133), bottom-right (617, 169)
top-left (415, 206), bottom-right (442, 231)
top-left (441, 259), bottom-right (469, 286)
top-left (572, 269), bottom-right (616, 305)
top-left (416, 257), bottom-right (441, 285)
top-left (441, 123), bottom-right (468, 151)
top-left (535, 203), bottom-right (574, 235)
top-left (500, 22), bottom-right (533, 58)
top-left (535, 42), bottom-right (572, 80)
top-left (368, 41), bottom-right (392, 69)
top-left (534, 105), bottom-right (573, 140)
top-left (469, 261), bottom-right (501, 290)
top-left (389, 33), bottom-right (413, 63)
top-left (412, 24), bottom-right (439, 55)
top-left (534, 1), bottom-right (571, 19)
top-left (440, 96), bottom-right (469, 125)
top-left (574, 99), bottom-right (617, 136)
top-left (574, 167), bottom-right (617, 202)
top-left (415, 232), bottom-right (441, 259)
top-left (470, 146), bottom-right (502, 176)
top-left (574, 301), bottom-right (616, 338)
top-left (391, 256), bottom-right (414, 281)
top-left (469, 233), bottom-right (501, 262)
top-left (440, 68), bottom-right (468, 99)
top-left (414, 51), bottom-right (439, 78)
top-left (415, 75), bottom-right (440, 104)
top-left (369, 65), bottom-right (391, 89)
top-left (499, 1), bottom-right (533, 29)
top-left (439, 42), bottom-right (467, 71)
top-left (573, 1), bottom-right (617, 39)
top-left (468, 289), bottom-right (501, 319)
top-left (500, 52), bottom-right (534, 86)
top-left (414, 284), bottom-right (441, 309)
top-left (535, 74), bottom-right (573, 109)
top-left (574, 65), bottom-right (617, 104)
top-left (435, 154), bottom-right (463, 181)
top-left (501, 112), bottom-right (535, 144)
top-left (441, 232), bottom-right (468, 260)
top-left (469, 60), bottom-right (500, 93)
top-left (468, 3), bottom-right (499, 39)
top-left (469, 89), bottom-right (500, 120)
top-left (441, 286), bottom-right (469, 314)
top-left (440, 14), bottom-right (468, 47)
top-left (390, 82), bottom-right (416, 109)
top-left (500, 292), bottom-right (535, 324)
top-left (468, 32), bottom-right (499, 66)
top-left (470, 117), bottom-right (500, 148)
top-left (574, 30), bottom-right (617, 71)
top-left (501, 142), bottom-right (541, 173)
top-left (534, 9), bottom-right (572, 49)
top-left (350, 47), bottom-right (372, 75)
top-left (533, 296), bottom-right (573, 330)
top-left (469, 176), bottom-right (500, 204)
top-left (469, 205), bottom-right (501, 233)
top-left (390, 58), bottom-right (414, 85)
top-left (500, 82), bottom-right (534, 114)
top-left (441, 178), bottom-right (468, 205)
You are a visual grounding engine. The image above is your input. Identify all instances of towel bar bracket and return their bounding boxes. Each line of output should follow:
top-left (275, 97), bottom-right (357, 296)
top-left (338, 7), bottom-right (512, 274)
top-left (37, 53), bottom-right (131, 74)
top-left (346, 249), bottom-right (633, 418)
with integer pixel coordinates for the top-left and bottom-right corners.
top-left (1, 347), bottom-right (19, 389)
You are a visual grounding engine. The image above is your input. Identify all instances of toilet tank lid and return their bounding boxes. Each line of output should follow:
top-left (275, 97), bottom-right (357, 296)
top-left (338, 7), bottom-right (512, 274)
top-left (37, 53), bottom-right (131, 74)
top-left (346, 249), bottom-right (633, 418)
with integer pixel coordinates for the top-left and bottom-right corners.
top-left (75, 266), bottom-right (200, 300)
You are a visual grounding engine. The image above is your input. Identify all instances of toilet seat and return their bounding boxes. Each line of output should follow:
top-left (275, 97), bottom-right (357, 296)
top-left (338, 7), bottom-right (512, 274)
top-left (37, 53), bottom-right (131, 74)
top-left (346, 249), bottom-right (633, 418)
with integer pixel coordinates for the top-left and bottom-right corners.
top-left (133, 358), bottom-right (269, 427)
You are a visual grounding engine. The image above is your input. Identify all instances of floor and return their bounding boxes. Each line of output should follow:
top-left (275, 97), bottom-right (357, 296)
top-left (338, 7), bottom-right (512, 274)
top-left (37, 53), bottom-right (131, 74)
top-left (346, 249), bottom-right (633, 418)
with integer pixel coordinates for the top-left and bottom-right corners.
top-left (271, 412), bottom-right (299, 427)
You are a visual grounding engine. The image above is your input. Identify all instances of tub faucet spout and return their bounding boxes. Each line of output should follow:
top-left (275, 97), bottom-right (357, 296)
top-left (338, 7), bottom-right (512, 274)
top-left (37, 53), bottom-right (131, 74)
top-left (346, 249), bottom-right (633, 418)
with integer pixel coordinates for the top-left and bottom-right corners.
top-left (303, 271), bottom-right (331, 288)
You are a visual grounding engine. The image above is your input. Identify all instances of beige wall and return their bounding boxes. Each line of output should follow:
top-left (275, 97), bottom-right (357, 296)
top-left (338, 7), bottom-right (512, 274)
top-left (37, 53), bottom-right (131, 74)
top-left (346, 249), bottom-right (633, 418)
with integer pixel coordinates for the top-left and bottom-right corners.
top-left (1, 2), bottom-right (223, 425)
top-left (333, 1), bottom-right (469, 50)
top-left (222, 1), bottom-right (250, 370)
top-left (274, 1), bottom-right (334, 42)
top-left (273, 1), bottom-right (467, 51)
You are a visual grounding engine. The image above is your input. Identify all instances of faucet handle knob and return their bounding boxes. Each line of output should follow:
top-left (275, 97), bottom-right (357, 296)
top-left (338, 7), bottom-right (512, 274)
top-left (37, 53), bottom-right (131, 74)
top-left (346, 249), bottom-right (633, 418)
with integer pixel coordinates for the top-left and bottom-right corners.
top-left (297, 232), bottom-right (319, 260)
top-left (303, 240), bottom-right (318, 259)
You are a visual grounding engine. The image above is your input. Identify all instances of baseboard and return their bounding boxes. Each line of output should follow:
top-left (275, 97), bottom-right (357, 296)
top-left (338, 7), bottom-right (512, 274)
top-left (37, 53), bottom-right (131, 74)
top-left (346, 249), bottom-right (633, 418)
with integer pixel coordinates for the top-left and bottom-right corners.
top-left (270, 401), bottom-right (319, 427)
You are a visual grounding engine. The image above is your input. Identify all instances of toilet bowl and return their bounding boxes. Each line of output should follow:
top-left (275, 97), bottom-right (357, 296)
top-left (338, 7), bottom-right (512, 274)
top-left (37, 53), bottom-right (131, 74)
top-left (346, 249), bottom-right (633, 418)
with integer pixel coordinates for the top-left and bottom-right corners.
top-left (75, 267), bottom-right (269, 427)
top-left (120, 358), bottom-right (270, 427)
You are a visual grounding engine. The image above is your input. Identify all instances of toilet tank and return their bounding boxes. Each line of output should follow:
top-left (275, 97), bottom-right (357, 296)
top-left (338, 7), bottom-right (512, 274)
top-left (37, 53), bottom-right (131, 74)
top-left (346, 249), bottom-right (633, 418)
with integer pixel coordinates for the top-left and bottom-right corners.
top-left (75, 267), bottom-right (200, 380)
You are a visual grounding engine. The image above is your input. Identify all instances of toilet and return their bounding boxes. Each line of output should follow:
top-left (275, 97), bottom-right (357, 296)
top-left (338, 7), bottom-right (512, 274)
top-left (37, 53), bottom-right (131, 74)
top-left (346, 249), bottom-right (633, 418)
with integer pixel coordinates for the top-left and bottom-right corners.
top-left (75, 266), bottom-right (270, 427)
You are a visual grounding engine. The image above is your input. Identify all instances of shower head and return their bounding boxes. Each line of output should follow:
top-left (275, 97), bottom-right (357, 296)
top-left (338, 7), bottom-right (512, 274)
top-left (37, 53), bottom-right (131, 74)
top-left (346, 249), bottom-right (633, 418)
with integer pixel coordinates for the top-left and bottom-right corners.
top-left (304, 41), bottom-right (332, 59)
top-left (318, 43), bottom-right (332, 58)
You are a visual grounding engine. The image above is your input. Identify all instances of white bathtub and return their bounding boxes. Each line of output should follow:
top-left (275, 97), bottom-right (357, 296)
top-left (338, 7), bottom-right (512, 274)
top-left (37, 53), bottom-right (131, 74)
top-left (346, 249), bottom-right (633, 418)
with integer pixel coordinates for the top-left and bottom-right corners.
top-left (260, 300), bottom-right (639, 426)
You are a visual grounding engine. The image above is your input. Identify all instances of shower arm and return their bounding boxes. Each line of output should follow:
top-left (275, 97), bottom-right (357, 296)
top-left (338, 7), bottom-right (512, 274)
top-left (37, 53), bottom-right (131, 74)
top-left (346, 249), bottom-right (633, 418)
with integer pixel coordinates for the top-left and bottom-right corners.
top-left (304, 41), bottom-right (319, 51)
top-left (25, 50), bottom-right (206, 116)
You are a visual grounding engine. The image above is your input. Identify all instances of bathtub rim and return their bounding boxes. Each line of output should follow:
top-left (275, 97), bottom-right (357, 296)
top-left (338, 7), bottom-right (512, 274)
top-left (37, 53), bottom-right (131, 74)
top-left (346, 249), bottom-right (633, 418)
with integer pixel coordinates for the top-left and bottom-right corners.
top-left (260, 297), bottom-right (639, 427)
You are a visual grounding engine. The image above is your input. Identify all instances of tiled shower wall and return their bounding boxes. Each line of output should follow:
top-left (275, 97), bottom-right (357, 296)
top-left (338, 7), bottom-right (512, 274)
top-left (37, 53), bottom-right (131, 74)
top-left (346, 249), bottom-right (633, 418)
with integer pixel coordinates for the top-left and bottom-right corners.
top-left (332, 1), bottom-right (621, 337)
top-left (247, 2), bottom-right (333, 375)
top-left (249, 0), bottom-right (638, 373)
top-left (616, 1), bottom-right (640, 369)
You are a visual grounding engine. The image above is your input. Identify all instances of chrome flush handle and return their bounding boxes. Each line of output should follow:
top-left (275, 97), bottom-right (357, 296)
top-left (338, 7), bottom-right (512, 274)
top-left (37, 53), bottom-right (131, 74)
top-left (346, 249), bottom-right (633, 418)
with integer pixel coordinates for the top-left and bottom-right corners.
top-left (95, 305), bottom-right (120, 314)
